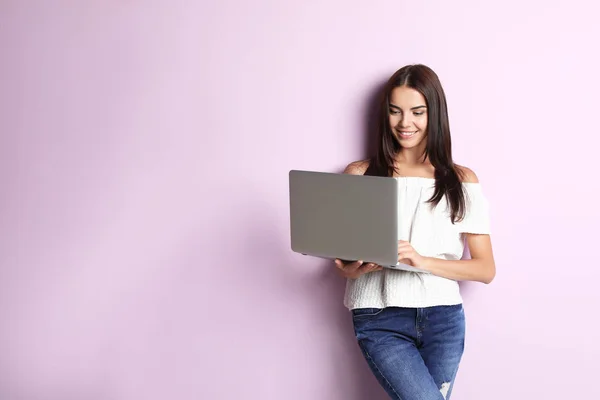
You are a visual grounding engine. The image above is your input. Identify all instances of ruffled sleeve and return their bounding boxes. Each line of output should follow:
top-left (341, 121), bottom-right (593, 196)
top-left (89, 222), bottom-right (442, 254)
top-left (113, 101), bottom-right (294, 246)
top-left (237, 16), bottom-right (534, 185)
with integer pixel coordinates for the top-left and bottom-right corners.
top-left (456, 183), bottom-right (491, 234)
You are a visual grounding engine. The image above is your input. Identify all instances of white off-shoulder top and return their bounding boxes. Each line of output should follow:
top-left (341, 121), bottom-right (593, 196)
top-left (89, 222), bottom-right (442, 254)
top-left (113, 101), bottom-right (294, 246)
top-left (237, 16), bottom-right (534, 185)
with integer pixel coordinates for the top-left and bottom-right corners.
top-left (344, 177), bottom-right (492, 309)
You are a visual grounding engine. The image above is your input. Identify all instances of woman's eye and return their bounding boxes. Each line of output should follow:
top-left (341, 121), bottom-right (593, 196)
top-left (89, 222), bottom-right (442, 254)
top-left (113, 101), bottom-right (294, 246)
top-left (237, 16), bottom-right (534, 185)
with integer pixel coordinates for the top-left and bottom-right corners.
top-left (389, 109), bottom-right (400, 115)
top-left (414, 112), bottom-right (424, 116)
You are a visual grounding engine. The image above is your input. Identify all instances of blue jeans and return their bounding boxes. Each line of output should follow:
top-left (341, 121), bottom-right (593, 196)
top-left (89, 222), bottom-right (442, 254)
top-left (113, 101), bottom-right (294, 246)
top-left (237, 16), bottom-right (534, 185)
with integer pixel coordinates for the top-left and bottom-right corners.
top-left (352, 305), bottom-right (465, 400)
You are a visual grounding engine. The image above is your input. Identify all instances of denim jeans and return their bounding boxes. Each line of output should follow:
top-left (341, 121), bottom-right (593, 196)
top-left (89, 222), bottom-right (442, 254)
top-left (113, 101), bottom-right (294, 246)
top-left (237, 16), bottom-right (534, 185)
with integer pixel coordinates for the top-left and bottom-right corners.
top-left (352, 305), bottom-right (465, 400)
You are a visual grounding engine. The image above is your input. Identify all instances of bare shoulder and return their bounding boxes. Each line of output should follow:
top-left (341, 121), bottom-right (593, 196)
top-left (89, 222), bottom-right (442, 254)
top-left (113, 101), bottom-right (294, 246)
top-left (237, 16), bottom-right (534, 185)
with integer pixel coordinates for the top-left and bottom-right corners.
top-left (343, 159), bottom-right (370, 175)
top-left (455, 164), bottom-right (480, 183)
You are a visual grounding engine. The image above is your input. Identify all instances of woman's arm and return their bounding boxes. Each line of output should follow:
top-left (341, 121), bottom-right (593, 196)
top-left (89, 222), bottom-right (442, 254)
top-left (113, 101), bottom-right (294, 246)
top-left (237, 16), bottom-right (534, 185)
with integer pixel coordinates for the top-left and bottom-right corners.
top-left (398, 166), bottom-right (496, 284)
top-left (421, 234), bottom-right (496, 284)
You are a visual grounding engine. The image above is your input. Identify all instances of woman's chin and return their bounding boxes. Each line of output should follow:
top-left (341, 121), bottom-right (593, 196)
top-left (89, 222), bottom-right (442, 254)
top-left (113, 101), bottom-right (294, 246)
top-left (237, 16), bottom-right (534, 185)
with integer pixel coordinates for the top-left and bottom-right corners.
top-left (395, 135), bottom-right (426, 149)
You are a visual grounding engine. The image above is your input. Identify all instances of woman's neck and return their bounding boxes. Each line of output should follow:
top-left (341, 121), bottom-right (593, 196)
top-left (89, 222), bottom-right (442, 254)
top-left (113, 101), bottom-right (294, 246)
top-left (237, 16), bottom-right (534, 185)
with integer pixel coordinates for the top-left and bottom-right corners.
top-left (395, 148), bottom-right (428, 166)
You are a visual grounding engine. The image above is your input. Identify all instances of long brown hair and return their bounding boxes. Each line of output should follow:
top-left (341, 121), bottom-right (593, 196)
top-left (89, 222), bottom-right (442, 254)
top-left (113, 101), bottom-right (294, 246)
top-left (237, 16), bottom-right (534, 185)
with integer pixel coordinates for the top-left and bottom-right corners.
top-left (364, 64), bottom-right (466, 223)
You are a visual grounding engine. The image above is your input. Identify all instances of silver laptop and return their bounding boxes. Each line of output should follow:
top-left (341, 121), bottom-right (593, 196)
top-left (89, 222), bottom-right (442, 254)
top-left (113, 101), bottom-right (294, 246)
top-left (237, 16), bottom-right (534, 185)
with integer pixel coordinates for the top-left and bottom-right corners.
top-left (289, 169), bottom-right (424, 272)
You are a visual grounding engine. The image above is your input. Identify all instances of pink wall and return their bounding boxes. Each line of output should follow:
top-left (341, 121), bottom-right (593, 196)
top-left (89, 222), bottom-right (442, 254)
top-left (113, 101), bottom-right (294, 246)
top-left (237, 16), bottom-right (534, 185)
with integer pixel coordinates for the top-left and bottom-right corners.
top-left (2, 1), bottom-right (599, 399)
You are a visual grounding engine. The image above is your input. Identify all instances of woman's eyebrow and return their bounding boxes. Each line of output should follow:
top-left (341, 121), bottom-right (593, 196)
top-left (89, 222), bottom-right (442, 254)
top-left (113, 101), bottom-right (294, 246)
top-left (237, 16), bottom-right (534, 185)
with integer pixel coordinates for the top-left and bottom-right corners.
top-left (389, 103), bottom-right (427, 110)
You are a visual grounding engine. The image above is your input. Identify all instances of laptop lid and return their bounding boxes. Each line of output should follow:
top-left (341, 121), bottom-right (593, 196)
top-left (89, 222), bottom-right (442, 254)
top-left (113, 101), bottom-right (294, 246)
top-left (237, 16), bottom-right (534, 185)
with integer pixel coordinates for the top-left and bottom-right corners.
top-left (289, 170), bottom-right (399, 267)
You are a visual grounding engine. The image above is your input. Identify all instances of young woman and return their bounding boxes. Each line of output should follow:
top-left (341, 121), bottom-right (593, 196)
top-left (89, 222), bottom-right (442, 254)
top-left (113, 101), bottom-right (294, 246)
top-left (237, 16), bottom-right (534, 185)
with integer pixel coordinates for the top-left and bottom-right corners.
top-left (334, 64), bottom-right (495, 400)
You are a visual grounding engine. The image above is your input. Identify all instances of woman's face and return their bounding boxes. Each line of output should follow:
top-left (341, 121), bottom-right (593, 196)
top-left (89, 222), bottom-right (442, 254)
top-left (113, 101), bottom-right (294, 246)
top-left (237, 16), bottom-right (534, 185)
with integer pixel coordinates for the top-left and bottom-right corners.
top-left (388, 85), bottom-right (428, 150)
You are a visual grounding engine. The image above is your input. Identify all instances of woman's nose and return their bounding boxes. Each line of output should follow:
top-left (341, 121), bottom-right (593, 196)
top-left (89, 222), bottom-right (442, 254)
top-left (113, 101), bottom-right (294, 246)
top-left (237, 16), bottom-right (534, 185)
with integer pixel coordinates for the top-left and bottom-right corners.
top-left (399, 117), bottom-right (412, 127)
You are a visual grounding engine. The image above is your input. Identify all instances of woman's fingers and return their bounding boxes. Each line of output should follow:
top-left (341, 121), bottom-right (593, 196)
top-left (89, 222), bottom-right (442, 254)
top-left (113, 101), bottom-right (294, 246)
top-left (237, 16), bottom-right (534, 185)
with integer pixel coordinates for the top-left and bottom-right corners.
top-left (334, 259), bottom-right (381, 278)
top-left (333, 255), bottom-right (387, 275)
top-left (335, 259), bottom-right (363, 273)
top-left (397, 243), bottom-right (412, 250)
top-left (359, 262), bottom-right (379, 272)
top-left (346, 260), bottom-right (364, 271)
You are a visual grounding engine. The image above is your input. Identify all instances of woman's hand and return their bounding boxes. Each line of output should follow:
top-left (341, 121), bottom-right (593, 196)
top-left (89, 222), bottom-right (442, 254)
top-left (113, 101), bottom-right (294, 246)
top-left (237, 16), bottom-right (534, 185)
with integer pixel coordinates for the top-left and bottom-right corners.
top-left (397, 240), bottom-right (430, 270)
top-left (334, 259), bottom-right (382, 279)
